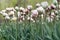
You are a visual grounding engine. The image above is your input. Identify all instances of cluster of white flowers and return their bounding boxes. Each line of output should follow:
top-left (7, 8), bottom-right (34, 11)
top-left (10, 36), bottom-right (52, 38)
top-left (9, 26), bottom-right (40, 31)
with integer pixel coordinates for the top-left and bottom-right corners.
top-left (0, 1), bottom-right (60, 22)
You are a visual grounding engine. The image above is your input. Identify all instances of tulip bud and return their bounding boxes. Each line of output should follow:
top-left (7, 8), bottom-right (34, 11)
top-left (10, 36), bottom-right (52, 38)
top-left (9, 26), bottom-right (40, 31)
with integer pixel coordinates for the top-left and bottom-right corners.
top-left (57, 0), bottom-right (60, 2)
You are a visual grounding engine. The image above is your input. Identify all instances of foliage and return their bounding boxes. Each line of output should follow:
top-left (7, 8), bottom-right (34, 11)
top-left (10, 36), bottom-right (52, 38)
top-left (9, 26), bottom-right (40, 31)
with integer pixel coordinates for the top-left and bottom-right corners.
top-left (0, 20), bottom-right (60, 40)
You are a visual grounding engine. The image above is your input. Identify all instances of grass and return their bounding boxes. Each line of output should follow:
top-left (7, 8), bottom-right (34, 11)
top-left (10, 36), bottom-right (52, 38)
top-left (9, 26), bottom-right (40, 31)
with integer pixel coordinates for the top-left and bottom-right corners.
top-left (0, 20), bottom-right (60, 40)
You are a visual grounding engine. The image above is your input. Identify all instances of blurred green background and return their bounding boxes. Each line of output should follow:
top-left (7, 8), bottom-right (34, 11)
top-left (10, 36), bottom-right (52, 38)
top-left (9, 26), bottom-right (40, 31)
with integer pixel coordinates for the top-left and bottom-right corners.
top-left (0, 0), bottom-right (52, 10)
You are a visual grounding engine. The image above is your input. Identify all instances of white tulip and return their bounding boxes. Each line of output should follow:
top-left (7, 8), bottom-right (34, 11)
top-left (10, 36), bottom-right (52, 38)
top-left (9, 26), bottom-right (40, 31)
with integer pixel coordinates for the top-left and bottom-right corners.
top-left (27, 5), bottom-right (32, 10)
top-left (2, 10), bottom-right (6, 13)
top-left (0, 11), bottom-right (2, 14)
top-left (5, 15), bottom-right (10, 20)
top-left (51, 12), bottom-right (55, 16)
top-left (30, 18), bottom-right (35, 22)
top-left (27, 17), bottom-right (30, 20)
top-left (31, 10), bottom-right (38, 17)
top-left (54, 10), bottom-right (58, 14)
top-left (8, 11), bottom-right (14, 16)
top-left (36, 3), bottom-right (40, 7)
top-left (20, 7), bottom-right (25, 12)
top-left (18, 15), bottom-right (25, 21)
top-left (59, 5), bottom-right (60, 9)
top-left (41, 14), bottom-right (44, 19)
top-left (46, 16), bottom-right (53, 22)
top-left (18, 11), bottom-right (21, 18)
top-left (53, 0), bottom-right (58, 5)
top-left (11, 17), bottom-right (17, 21)
top-left (41, 1), bottom-right (48, 8)
top-left (15, 6), bottom-right (19, 10)
top-left (2, 13), bottom-right (8, 16)
top-left (6, 7), bottom-right (14, 11)
top-left (31, 18), bottom-right (34, 21)
top-left (51, 4), bottom-right (56, 9)
top-left (36, 6), bottom-right (45, 14)
top-left (6, 8), bottom-right (10, 10)
top-left (13, 8), bottom-right (16, 12)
